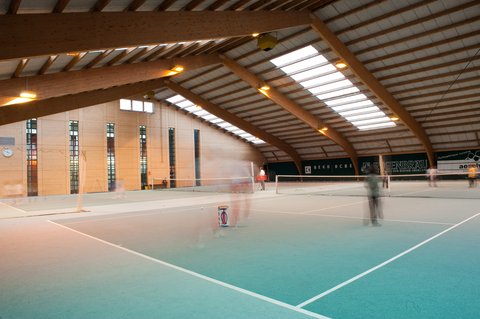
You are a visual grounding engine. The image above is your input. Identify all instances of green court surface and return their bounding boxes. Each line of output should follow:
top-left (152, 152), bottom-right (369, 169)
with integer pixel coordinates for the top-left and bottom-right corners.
top-left (1, 191), bottom-right (479, 318)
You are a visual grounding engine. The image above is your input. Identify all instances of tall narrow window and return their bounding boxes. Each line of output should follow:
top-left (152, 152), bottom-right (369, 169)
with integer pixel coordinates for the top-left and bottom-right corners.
top-left (26, 119), bottom-right (38, 196)
top-left (168, 127), bottom-right (176, 188)
top-left (69, 120), bottom-right (79, 194)
top-left (139, 125), bottom-right (147, 189)
top-left (106, 123), bottom-right (116, 191)
top-left (194, 129), bottom-right (201, 186)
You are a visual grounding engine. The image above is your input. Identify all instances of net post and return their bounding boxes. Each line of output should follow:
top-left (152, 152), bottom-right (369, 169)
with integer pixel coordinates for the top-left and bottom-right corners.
top-left (275, 175), bottom-right (279, 194)
top-left (387, 175), bottom-right (391, 196)
top-left (250, 162), bottom-right (256, 193)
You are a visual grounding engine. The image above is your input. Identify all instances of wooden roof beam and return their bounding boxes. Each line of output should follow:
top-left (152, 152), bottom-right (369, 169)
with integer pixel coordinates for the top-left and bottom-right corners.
top-left (163, 79), bottom-right (303, 173)
top-left (91, 0), bottom-right (111, 12)
top-left (0, 11), bottom-right (310, 61)
top-left (220, 55), bottom-right (359, 174)
top-left (84, 50), bottom-right (113, 69)
top-left (12, 59), bottom-right (28, 78)
top-left (124, 0), bottom-right (147, 11)
top-left (156, 0), bottom-right (176, 11)
top-left (38, 56), bottom-right (58, 75)
top-left (0, 79), bottom-right (168, 126)
top-left (310, 15), bottom-right (434, 167)
top-left (53, 0), bottom-right (70, 13)
top-left (62, 52), bottom-right (86, 72)
top-left (7, 0), bottom-right (21, 14)
top-left (0, 54), bottom-right (221, 102)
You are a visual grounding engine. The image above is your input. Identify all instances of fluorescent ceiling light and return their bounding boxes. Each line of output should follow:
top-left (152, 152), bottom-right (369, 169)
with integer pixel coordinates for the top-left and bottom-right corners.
top-left (270, 46), bottom-right (317, 67)
top-left (316, 87), bottom-right (360, 100)
top-left (345, 111), bottom-right (386, 121)
top-left (357, 122), bottom-right (396, 131)
top-left (324, 93), bottom-right (369, 106)
top-left (166, 95), bottom-right (185, 104)
top-left (351, 117), bottom-right (391, 126)
top-left (271, 45), bottom-right (395, 131)
top-left (331, 100), bottom-right (375, 112)
top-left (280, 56), bottom-right (329, 74)
top-left (299, 72), bottom-right (345, 88)
top-left (339, 106), bottom-right (380, 116)
top-left (176, 101), bottom-right (194, 108)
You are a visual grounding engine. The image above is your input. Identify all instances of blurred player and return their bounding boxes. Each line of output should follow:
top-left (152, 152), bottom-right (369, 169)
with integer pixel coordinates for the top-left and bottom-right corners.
top-left (365, 167), bottom-right (382, 226)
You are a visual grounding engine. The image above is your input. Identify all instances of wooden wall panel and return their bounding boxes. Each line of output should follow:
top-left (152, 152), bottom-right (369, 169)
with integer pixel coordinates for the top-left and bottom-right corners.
top-left (0, 99), bottom-right (264, 196)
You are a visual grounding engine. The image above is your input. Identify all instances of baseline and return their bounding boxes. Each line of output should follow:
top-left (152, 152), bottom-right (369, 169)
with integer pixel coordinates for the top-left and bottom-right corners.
top-left (48, 220), bottom-right (330, 319)
top-left (296, 212), bottom-right (480, 308)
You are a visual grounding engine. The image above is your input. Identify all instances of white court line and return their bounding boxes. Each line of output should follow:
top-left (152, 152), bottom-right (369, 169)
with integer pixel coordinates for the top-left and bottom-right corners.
top-left (251, 208), bottom-right (454, 226)
top-left (60, 205), bottom-right (219, 225)
top-left (296, 212), bottom-right (480, 308)
top-left (0, 201), bottom-right (28, 214)
top-left (48, 220), bottom-right (330, 319)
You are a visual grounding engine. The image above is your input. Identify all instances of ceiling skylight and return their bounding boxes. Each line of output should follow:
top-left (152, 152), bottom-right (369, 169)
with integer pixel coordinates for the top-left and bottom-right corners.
top-left (166, 95), bottom-right (265, 145)
top-left (270, 45), bottom-right (395, 131)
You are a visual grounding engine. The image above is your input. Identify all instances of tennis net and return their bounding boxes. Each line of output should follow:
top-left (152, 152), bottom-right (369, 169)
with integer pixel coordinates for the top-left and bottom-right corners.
top-left (151, 176), bottom-right (255, 194)
top-left (275, 172), bottom-right (480, 199)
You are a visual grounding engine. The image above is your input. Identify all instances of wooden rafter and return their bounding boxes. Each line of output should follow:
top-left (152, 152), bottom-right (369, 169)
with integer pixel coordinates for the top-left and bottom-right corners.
top-left (84, 50), bottom-right (113, 69)
top-left (53, 0), bottom-right (70, 13)
top-left (152, 44), bottom-right (184, 60)
top-left (206, 0), bottom-right (229, 10)
top-left (246, 0), bottom-right (276, 11)
top-left (177, 43), bottom-right (201, 57)
top-left (310, 15), bottom-right (434, 167)
top-left (63, 53), bottom-right (85, 72)
top-left (91, 0), bottom-right (111, 12)
top-left (107, 49), bottom-right (131, 66)
top-left (278, 0), bottom-right (309, 10)
top-left (143, 46), bottom-right (169, 62)
top-left (182, 0), bottom-right (207, 11)
top-left (220, 55), bottom-right (359, 173)
top-left (264, 0), bottom-right (295, 10)
top-left (0, 79), bottom-right (168, 126)
top-left (7, 0), bottom-right (21, 14)
top-left (163, 79), bottom-right (303, 173)
top-left (188, 41), bottom-right (217, 56)
top-left (227, 0), bottom-right (251, 11)
top-left (38, 56), bottom-right (58, 75)
top-left (12, 59), bottom-right (28, 78)
top-left (0, 11), bottom-right (310, 61)
top-left (156, 0), bottom-right (177, 11)
top-left (125, 0), bottom-right (147, 11)
top-left (125, 47), bottom-right (149, 64)
top-left (160, 45), bottom-right (186, 60)
top-left (0, 55), bottom-right (221, 102)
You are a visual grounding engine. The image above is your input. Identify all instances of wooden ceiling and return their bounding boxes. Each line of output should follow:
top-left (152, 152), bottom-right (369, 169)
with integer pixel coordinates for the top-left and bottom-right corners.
top-left (0, 0), bottom-right (479, 172)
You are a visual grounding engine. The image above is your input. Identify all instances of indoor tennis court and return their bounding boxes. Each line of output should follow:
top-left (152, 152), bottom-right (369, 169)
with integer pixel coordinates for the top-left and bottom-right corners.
top-left (1, 185), bottom-right (479, 319)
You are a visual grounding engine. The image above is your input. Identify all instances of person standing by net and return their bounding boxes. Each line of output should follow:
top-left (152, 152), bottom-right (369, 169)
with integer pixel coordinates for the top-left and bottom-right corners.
top-left (365, 167), bottom-right (382, 226)
top-left (258, 167), bottom-right (266, 191)
top-left (468, 164), bottom-right (478, 188)
top-left (427, 166), bottom-right (438, 187)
